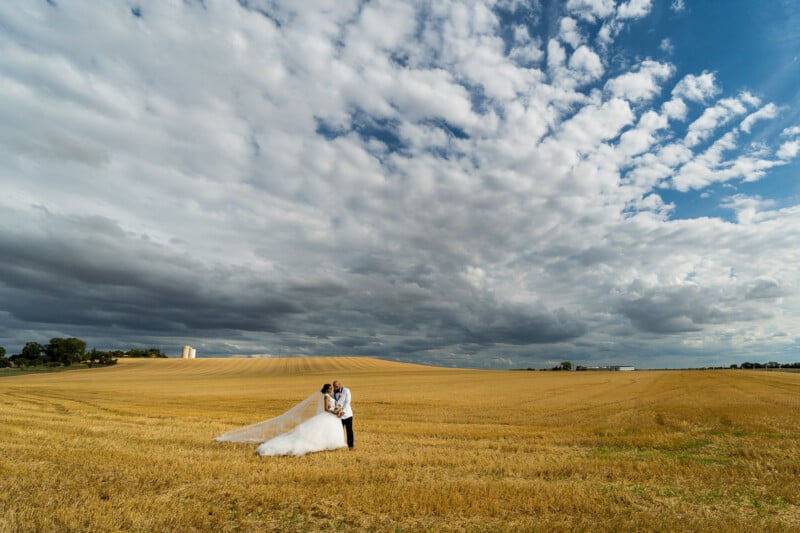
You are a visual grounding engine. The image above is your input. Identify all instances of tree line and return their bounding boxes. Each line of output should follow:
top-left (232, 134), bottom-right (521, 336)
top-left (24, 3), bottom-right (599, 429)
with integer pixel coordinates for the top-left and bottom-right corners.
top-left (514, 360), bottom-right (800, 371)
top-left (732, 361), bottom-right (800, 369)
top-left (0, 338), bottom-right (168, 369)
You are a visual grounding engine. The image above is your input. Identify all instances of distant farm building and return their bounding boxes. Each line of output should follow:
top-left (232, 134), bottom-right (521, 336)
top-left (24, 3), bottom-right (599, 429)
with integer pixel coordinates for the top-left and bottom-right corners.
top-left (181, 345), bottom-right (197, 359)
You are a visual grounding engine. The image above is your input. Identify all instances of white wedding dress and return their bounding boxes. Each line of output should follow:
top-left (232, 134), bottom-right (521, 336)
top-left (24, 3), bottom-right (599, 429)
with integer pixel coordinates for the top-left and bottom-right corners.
top-left (216, 392), bottom-right (346, 456)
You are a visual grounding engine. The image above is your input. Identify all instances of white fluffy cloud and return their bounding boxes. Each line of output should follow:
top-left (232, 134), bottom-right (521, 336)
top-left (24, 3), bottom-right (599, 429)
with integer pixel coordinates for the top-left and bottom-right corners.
top-left (777, 140), bottom-right (800, 160)
top-left (616, 0), bottom-right (652, 20)
top-left (777, 127), bottom-right (800, 159)
top-left (741, 103), bottom-right (779, 134)
top-left (684, 96), bottom-right (750, 147)
top-left (566, 0), bottom-right (617, 22)
top-left (672, 71), bottom-right (719, 102)
top-left (558, 17), bottom-right (584, 48)
top-left (604, 60), bottom-right (674, 102)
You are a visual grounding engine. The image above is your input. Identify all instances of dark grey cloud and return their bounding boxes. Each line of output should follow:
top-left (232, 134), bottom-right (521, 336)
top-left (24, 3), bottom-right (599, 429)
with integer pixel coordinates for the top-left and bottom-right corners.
top-left (744, 278), bottom-right (784, 300)
top-left (0, 210), bottom-right (304, 333)
top-left (616, 282), bottom-right (774, 334)
top-left (0, 206), bottom-right (586, 359)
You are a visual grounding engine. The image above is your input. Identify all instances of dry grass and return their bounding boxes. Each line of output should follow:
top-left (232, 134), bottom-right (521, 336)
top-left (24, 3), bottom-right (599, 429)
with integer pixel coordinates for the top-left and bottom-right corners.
top-left (1, 357), bottom-right (799, 532)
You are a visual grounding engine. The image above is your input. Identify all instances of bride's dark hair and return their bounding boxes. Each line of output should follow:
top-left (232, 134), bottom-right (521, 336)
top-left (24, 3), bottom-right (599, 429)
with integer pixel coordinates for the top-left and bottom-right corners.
top-left (320, 383), bottom-right (332, 393)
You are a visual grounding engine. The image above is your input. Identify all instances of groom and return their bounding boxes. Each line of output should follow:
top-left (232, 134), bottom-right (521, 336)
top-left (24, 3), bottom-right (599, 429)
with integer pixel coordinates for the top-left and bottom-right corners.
top-left (333, 380), bottom-right (353, 449)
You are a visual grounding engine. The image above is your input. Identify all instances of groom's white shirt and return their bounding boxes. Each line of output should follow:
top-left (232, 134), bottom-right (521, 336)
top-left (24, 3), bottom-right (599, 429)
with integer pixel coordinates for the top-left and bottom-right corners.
top-left (335, 386), bottom-right (353, 419)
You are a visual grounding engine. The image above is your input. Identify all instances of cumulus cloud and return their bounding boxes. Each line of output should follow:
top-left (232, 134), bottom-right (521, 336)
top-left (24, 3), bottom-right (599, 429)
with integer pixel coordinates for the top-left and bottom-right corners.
top-left (558, 17), bottom-right (584, 48)
top-left (0, 0), bottom-right (798, 368)
top-left (616, 0), bottom-right (653, 20)
top-left (672, 71), bottom-right (719, 102)
top-left (740, 103), bottom-right (779, 134)
top-left (777, 140), bottom-right (800, 159)
top-left (509, 24), bottom-right (544, 65)
top-left (777, 127), bottom-right (800, 159)
top-left (720, 195), bottom-right (776, 225)
top-left (566, 0), bottom-right (617, 22)
top-left (568, 45), bottom-right (605, 84)
top-left (604, 60), bottom-right (674, 102)
top-left (684, 96), bottom-right (750, 147)
top-left (671, 131), bottom-right (786, 191)
top-left (661, 97), bottom-right (688, 120)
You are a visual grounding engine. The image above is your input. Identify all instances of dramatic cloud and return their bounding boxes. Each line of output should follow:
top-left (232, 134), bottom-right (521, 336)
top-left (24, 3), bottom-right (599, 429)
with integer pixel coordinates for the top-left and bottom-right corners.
top-left (0, 0), bottom-right (798, 368)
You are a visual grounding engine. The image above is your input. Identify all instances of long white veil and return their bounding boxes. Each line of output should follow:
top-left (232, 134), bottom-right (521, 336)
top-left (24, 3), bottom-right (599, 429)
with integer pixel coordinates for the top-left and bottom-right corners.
top-left (215, 392), bottom-right (324, 444)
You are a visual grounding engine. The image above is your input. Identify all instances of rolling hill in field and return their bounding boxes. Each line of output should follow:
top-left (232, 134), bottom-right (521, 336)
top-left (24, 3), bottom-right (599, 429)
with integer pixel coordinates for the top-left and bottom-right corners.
top-left (0, 356), bottom-right (445, 386)
top-left (110, 356), bottom-right (439, 378)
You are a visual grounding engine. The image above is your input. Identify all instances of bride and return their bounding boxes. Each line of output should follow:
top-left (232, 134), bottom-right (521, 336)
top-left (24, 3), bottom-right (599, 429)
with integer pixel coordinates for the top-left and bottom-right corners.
top-left (215, 383), bottom-right (347, 456)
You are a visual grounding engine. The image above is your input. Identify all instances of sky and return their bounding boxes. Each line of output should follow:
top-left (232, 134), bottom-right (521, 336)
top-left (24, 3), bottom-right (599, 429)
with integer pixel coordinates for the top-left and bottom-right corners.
top-left (1, 0), bottom-right (799, 369)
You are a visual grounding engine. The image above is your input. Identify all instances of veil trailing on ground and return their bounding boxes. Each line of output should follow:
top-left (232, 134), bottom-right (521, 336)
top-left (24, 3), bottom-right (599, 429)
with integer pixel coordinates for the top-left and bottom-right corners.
top-left (215, 392), bottom-right (324, 444)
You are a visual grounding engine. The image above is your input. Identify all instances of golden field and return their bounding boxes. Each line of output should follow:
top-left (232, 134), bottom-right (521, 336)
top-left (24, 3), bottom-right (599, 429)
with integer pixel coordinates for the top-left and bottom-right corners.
top-left (1, 358), bottom-right (799, 532)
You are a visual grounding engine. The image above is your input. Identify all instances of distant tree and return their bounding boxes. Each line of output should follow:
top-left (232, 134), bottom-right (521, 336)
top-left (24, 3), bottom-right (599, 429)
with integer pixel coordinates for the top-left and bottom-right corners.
top-left (741, 361), bottom-right (754, 369)
top-left (46, 337), bottom-right (87, 366)
top-left (729, 364), bottom-right (738, 369)
top-left (561, 361), bottom-right (572, 371)
top-left (3, 339), bottom-right (167, 369)
top-left (125, 348), bottom-right (167, 358)
top-left (86, 348), bottom-right (118, 367)
top-left (766, 361), bottom-right (779, 368)
top-left (21, 342), bottom-right (44, 359)
top-left (10, 344), bottom-right (45, 366)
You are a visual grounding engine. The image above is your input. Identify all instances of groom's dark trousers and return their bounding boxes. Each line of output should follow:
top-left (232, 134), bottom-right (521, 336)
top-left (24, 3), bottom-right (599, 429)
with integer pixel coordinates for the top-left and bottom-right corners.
top-left (341, 416), bottom-right (354, 448)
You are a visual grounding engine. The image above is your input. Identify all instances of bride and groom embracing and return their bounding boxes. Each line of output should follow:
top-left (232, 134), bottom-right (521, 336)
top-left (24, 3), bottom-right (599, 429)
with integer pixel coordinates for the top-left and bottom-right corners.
top-left (215, 380), bottom-right (354, 456)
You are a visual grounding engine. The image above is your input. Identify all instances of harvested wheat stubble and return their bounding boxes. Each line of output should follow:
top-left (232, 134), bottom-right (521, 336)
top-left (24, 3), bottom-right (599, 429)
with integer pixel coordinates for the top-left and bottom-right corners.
top-left (1, 358), bottom-right (799, 531)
